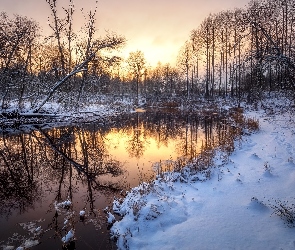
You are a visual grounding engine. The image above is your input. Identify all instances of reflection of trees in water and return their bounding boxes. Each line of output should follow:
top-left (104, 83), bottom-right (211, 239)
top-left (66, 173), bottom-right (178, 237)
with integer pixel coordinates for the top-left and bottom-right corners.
top-left (121, 111), bottom-right (190, 159)
top-left (0, 112), bottom-right (192, 217)
top-left (174, 109), bottom-right (258, 172)
top-left (0, 109), bottom-right (257, 217)
top-left (0, 110), bottom-right (258, 248)
top-left (33, 126), bottom-right (126, 207)
top-left (0, 133), bottom-right (41, 217)
top-left (0, 124), bottom-right (127, 249)
top-left (126, 113), bottom-right (149, 159)
top-left (111, 111), bottom-right (183, 148)
top-left (175, 115), bottom-right (220, 161)
top-left (118, 109), bottom-right (257, 173)
top-left (143, 111), bottom-right (183, 147)
top-left (116, 111), bottom-right (231, 162)
top-left (0, 125), bottom-right (126, 218)
top-left (173, 115), bottom-right (224, 170)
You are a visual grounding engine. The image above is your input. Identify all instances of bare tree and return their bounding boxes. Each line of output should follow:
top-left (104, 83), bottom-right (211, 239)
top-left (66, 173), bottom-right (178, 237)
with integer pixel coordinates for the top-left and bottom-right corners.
top-left (0, 12), bottom-right (40, 110)
top-left (177, 40), bottom-right (194, 99)
top-left (126, 50), bottom-right (146, 106)
top-left (46, 0), bottom-right (67, 76)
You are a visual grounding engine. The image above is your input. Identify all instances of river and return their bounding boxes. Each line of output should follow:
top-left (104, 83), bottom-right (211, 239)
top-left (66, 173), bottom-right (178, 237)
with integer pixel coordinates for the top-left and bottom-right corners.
top-left (0, 108), bottom-right (252, 249)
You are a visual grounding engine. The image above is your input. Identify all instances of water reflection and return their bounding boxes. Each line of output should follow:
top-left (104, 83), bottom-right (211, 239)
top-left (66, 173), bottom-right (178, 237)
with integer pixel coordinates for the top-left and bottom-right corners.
top-left (126, 115), bottom-right (149, 159)
top-left (0, 124), bottom-right (127, 249)
top-left (0, 133), bottom-right (40, 217)
top-left (0, 109), bottom-right (258, 249)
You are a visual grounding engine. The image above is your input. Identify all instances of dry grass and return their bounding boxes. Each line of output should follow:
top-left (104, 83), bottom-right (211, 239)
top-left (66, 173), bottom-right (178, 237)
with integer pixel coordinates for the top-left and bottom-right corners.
top-left (268, 198), bottom-right (295, 227)
top-left (153, 108), bottom-right (260, 181)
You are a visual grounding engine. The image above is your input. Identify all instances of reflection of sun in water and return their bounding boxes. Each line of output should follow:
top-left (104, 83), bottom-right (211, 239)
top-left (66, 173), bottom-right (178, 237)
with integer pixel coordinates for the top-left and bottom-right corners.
top-left (105, 128), bottom-right (178, 166)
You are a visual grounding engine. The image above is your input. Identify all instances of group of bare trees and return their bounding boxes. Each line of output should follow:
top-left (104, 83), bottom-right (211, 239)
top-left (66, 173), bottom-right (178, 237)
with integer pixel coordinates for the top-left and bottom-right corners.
top-left (0, 0), bottom-right (125, 113)
top-left (1, 0), bottom-right (295, 114)
top-left (0, 12), bottom-right (40, 110)
top-left (182, 0), bottom-right (295, 102)
top-left (123, 0), bottom-right (295, 104)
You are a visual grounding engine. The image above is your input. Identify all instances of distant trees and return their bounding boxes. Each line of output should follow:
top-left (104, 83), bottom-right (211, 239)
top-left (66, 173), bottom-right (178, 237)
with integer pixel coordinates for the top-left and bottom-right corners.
top-left (246, 0), bottom-right (295, 93)
top-left (145, 62), bottom-right (180, 98)
top-left (190, 10), bottom-right (246, 99)
top-left (126, 50), bottom-right (146, 105)
top-left (0, 12), bottom-right (39, 73)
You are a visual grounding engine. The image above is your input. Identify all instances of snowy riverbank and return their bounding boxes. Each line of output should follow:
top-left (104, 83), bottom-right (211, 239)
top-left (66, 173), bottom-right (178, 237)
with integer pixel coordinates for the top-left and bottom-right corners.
top-left (110, 107), bottom-right (295, 249)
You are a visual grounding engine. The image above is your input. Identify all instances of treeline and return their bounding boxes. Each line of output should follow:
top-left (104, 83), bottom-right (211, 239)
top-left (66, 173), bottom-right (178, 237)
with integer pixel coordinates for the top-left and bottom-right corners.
top-left (185, 0), bottom-right (295, 101)
top-left (1, 0), bottom-right (295, 113)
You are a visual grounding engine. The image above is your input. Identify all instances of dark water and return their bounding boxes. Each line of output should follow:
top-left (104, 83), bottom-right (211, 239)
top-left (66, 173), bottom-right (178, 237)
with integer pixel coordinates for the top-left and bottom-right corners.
top-left (0, 109), bottom-right (251, 249)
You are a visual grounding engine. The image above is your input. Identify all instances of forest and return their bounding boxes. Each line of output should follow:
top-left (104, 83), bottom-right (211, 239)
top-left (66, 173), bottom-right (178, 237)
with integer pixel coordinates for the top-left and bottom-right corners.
top-left (1, 0), bottom-right (295, 120)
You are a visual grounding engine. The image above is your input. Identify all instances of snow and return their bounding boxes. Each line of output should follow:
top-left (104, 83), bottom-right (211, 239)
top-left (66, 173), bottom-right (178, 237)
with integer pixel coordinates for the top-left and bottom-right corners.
top-left (54, 199), bottom-right (72, 210)
top-left (23, 239), bottom-right (39, 248)
top-left (111, 108), bottom-right (295, 250)
top-left (3, 247), bottom-right (14, 250)
top-left (61, 229), bottom-right (75, 244)
top-left (107, 212), bottom-right (116, 224)
top-left (0, 96), bottom-right (134, 131)
top-left (79, 210), bottom-right (86, 217)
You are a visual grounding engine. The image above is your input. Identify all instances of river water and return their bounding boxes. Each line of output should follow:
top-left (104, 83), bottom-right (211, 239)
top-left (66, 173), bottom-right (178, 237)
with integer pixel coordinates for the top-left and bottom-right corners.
top-left (0, 109), bottom-right (251, 249)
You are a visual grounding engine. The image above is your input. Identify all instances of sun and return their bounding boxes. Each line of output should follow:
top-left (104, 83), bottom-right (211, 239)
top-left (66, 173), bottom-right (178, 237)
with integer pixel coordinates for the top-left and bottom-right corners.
top-left (121, 38), bottom-right (179, 68)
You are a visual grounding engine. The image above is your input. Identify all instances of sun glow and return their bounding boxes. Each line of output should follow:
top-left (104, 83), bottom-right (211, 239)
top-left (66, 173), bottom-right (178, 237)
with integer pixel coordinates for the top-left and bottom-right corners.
top-left (119, 39), bottom-right (179, 68)
top-left (104, 128), bottom-right (178, 167)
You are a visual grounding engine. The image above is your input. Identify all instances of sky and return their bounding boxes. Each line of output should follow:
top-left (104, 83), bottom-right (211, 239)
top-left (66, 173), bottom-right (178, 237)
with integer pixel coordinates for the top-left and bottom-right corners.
top-left (1, 0), bottom-right (250, 67)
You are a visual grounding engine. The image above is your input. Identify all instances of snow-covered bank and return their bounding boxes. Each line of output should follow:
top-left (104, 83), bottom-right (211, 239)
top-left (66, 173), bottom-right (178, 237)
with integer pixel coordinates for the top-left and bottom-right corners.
top-left (0, 97), bottom-right (135, 131)
top-left (110, 108), bottom-right (295, 250)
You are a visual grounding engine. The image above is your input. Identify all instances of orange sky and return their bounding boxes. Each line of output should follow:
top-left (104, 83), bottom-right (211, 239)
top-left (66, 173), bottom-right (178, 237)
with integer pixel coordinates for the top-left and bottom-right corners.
top-left (1, 0), bottom-right (250, 67)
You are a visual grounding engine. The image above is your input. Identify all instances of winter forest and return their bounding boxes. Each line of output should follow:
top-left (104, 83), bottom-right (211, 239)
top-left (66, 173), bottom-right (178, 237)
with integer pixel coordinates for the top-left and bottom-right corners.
top-left (1, 0), bottom-right (294, 114)
top-left (1, 0), bottom-right (295, 249)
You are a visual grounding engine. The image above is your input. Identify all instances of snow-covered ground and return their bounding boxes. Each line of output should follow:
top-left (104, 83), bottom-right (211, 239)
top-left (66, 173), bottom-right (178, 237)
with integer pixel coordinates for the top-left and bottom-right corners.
top-left (110, 107), bottom-right (295, 249)
top-left (0, 98), bottom-right (135, 130)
